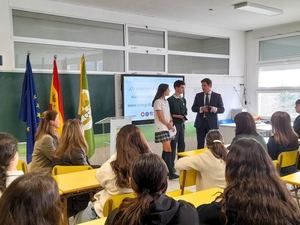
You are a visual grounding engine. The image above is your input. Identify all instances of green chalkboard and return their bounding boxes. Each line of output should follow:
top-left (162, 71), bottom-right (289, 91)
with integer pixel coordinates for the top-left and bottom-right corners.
top-left (0, 72), bottom-right (115, 141)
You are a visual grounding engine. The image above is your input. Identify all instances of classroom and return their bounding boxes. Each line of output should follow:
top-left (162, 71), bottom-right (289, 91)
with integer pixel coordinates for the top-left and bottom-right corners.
top-left (1, 1), bottom-right (300, 225)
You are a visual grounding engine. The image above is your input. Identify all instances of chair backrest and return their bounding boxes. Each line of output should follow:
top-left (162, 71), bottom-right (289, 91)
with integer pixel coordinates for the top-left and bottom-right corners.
top-left (103, 192), bottom-right (136, 217)
top-left (277, 150), bottom-right (299, 172)
top-left (51, 165), bottom-right (93, 176)
top-left (17, 159), bottom-right (28, 173)
top-left (179, 170), bottom-right (197, 195)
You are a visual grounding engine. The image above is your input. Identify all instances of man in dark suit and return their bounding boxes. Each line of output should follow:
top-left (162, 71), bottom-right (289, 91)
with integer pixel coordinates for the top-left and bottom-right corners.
top-left (294, 99), bottom-right (300, 137)
top-left (192, 78), bottom-right (225, 149)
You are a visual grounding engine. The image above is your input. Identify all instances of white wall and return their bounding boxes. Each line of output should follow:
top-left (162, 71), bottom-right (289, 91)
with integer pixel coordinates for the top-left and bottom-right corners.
top-left (0, 0), bottom-right (14, 70)
top-left (246, 21), bottom-right (300, 115)
top-left (1, 0), bottom-right (246, 120)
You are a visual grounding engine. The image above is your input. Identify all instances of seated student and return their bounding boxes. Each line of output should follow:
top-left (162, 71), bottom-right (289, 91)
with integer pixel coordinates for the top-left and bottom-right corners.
top-left (79, 124), bottom-right (150, 222)
top-left (105, 153), bottom-right (199, 225)
top-left (294, 99), bottom-right (300, 137)
top-left (267, 111), bottom-right (299, 176)
top-left (229, 112), bottom-right (267, 150)
top-left (197, 138), bottom-right (300, 225)
top-left (30, 110), bottom-right (59, 174)
top-left (0, 133), bottom-right (23, 197)
top-left (175, 129), bottom-right (227, 191)
top-left (54, 119), bottom-right (90, 166)
top-left (54, 119), bottom-right (90, 218)
top-left (0, 172), bottom-right (63, 225)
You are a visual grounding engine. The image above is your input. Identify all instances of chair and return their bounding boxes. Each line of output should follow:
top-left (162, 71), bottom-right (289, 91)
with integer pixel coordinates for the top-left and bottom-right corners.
top-left (277, 150), bottom-right (300, 206)
top-left (103, 192), bottom-right (136, 217)
top-left (17, 159), bottom-right (28, 173)
top-left (277, 150), bottom-right (299, 176)
top-left (167, 169), bottom-right (197, 197)
top-left (51, 165), bottom-right (93, 176)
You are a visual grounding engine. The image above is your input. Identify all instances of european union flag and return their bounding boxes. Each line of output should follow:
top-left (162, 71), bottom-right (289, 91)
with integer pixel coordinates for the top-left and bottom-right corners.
top-left (19, 54), bottom-right (40, 163)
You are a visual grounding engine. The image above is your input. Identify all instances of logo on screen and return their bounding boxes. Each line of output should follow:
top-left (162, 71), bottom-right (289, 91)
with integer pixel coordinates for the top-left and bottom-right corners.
top-left (141, 112), bottom-right (145, 117)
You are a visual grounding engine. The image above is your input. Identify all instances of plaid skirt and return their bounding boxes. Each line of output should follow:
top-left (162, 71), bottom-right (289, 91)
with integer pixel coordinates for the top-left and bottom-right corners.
top-left (155, 131), bottom-right (171, 143)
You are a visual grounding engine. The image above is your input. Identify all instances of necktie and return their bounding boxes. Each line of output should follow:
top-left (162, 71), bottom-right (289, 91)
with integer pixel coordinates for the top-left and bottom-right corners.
top-left (204, 93), bottom-right (209, 118)
top-left (205, 93), bottom-right (210, 106)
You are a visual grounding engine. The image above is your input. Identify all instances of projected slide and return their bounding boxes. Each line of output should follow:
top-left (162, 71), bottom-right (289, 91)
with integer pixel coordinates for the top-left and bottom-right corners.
top-left (122, 75), bottom-right (184, 123)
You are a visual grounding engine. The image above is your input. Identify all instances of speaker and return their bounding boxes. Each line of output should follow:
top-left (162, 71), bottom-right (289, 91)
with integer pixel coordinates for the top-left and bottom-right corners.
top-left (0, 55), bottom-right (2, 66)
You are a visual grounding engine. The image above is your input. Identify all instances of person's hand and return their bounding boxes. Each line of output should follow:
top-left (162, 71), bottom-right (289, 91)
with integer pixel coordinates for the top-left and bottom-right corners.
top-left (209, 106), bottom-right (218, 113)
top-left (167, 122), bottom-right (173, 130)
top-left (201, 106), bottom-right (209, 112)
top-left (178, 115), bottom-right (185, 120)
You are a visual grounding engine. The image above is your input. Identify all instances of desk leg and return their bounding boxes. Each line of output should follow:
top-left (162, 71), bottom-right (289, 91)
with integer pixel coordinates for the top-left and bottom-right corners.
top-left (62, 196), bottom-right (69, 225)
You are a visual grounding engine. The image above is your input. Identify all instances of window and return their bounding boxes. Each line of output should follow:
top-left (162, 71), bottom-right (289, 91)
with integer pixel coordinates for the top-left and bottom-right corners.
top-left (128, 27), bottom-right (164, 48)
top-left (259, 34), bottom-right (300, 61)
top-left (257, 64), bottom-right (300, 117)
top-left (168, 32), bottom-right (229, 74)
top-left (168, 55), bottom-right (229, 74)
top-left (12, 10), bottom-right (125, 72)
top-left (13, 10), bottom-right (124, 46)
top-left (12, 10), bottom-right (231, 75)
top-left (129, 53), bottom-right (164, 72)
top-left (258, 64), bottom-right (300, 88)
top-left (168, 32), bottom-right (229, 55)
top-left (258, 92), bottom-right (300, 118)
top-left (15, 42), bottom-right (124, 72)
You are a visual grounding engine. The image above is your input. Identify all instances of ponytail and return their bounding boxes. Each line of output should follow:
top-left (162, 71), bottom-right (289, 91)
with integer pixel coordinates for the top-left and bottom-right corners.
top-left (0, 166), bottom-right (7, 193)
top-left (206, 129), bottom-right (227, 161)
top-left (209, 142), bottom-right (227, 161)
top-left (112, 192), bottom-right (155, 225)
top-left (0, 132), bottom-right (18, 193)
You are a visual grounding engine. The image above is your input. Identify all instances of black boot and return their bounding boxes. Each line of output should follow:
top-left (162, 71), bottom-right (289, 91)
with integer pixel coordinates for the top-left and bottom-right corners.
top-left (162, 151), bottom-right (179, 180)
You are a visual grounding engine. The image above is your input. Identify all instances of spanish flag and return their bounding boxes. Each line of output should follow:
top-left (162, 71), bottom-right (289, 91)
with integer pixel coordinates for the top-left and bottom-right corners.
top-left (49, 57), bottom-right (64, 135)
top-left (78, 55), bottom-right (95, 157)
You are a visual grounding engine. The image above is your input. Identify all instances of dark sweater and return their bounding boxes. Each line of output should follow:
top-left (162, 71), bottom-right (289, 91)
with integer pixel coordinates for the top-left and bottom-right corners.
top-left (54, 148), bottom-right (89, 166)
top-left (267, 136), bottom-right (299, 176)
top-left (105, 194), bottom-right (199, 225)
top-left (167, 95), bottom-right (187, 124)
top-left (294, 115), bottom-right (300, 138)
top-left (197, 201), bottom-right (233, 225)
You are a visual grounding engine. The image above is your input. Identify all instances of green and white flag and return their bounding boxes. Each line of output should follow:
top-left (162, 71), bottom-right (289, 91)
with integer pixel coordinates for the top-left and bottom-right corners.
top-left (78, 55), bottom-right (95, 157)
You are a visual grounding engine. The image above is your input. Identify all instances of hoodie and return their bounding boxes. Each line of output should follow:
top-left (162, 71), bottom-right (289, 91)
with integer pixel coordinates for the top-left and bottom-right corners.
top-left (105, 194), bottom-right (199, 225)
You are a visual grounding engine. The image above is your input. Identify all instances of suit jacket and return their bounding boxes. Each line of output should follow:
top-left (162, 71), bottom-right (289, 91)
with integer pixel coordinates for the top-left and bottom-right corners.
top-left (191, 91), bottom-right (224, 129)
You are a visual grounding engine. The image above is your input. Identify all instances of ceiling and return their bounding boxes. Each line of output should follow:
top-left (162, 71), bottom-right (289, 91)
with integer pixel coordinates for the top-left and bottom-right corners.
top-left (51, 0), bottom-right (300, 31)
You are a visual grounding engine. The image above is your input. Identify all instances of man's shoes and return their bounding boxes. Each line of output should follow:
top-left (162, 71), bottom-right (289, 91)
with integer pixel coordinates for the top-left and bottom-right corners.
top-left (169, 174), bottom-right (179, 180)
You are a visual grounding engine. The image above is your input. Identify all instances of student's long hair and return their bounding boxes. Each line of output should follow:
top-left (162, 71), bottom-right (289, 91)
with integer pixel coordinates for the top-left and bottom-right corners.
top-left (112, 153), bottom-right (168, 225)
top-left (35, 110), bottom-right (58, 141)
top-left (221, 138), bottom-right (300, 225)
top-left (0, 172), bottom-right (63, 225)
top-left (271, 111), bottom-right (298, 146)
top-left (0, 133), bottom-right (18, 193)
top-left (206, 130), bottom-right (227, 161)
top-left (152, 83), bottom-right (169, 107)
top-left (54, 119), bottom-right (88, 160)
top-left (234, 112), bottom-right (258, 136)
top-left (111, 125), bottom-right (150, 188)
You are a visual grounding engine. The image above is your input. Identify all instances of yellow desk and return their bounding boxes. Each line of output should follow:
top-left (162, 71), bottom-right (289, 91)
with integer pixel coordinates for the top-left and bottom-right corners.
top-left (281, 171), bottom-right (300, 186)
top-left (54, 169), bottom-right (101, 225)
top-left (54, 169), bottom-right (100, 194)
top-left (177, 148), bottom-right (207, 157)
top-left (174, 187), bottom-right (223, 207)
top-left (78, 217), bottom-right (106, 225)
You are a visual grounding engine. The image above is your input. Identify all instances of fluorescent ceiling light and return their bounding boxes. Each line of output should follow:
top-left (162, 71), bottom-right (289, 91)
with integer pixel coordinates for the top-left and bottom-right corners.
top-left (234, 2), bottom-right (283, 16)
